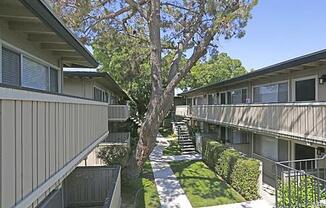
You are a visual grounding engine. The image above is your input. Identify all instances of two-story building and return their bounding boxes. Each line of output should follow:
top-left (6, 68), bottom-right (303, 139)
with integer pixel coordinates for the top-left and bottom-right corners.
top-left (176, 49), bottom-right (326, 186)
top-left (64, 71), bottom-right (131, 166)
top-left (0, 0), bottom-right (121, 207)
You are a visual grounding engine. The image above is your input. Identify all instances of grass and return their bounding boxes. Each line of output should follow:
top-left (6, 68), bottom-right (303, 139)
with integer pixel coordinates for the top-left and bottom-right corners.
top-left (170, 160), bottom-right (245, 207)
top-left (121, 161), bottom-right (161, 208)
top-left (163, 139), bottom-right (182, 156)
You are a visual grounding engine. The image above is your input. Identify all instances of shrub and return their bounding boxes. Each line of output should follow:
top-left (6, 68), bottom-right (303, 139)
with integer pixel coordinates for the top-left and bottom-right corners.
top-left (203, 140), bottom-right (226, 168)
top-left (202, 140), bottom-right (262, 200)
top-left (277, 176), bottom-right (326, 208)
top-left (230, 158), bottom-right (261, 200)
top-left (97, 145), bottom-right (130, 167)
top-left (215, 148), bottom-right (240, 182)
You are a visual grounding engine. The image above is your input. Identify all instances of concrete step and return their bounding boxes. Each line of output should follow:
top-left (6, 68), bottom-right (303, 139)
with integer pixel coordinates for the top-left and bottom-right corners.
top-left (181, 151), bottom-right (197, 155)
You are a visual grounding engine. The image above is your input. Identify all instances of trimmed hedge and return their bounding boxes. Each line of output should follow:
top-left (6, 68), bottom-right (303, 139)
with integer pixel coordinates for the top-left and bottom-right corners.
top-left (215, 148), bottom-right (240, 182)
top-left (203, 140), bottom-right (261, 200)
top-left (231, 158), bottom-right (261, 200)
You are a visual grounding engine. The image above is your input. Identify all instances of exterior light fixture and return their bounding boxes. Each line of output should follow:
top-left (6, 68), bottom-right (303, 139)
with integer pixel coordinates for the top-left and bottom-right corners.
top-left (319, 74), bottom-right (326, 84)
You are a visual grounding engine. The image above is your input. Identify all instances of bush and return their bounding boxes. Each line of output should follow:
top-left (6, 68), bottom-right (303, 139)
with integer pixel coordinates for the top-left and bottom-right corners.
top-left (202, 140), bottom-right (261, 201)
top-left (215, 149), bottom-right (240, 182)
top-left (230, 158), bottom-right (261, 200)
top-left (203, 140), bottom-right (225, 168)
top-left (97, 145), bottom-right (130, 166)
top-left (277, 176), bottom-right (326, 208)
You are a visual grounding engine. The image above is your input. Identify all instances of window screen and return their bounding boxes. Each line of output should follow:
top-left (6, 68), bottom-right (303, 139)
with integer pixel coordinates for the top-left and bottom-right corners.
top-left (94, 87), bottom-right (103, 101)
top-left (50, 68), bottom-right (58, 92)
top-left (2, 48), bottom-right (20, 86)
top-left (295, 78), bottom-right (315, 101)
top-left (22, 57), bottom-right (49, 90)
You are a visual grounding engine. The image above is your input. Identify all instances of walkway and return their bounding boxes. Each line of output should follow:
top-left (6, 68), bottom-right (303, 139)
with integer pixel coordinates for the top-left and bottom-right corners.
top-left (149, 134), bottom-right (274, 208)
top-left (149, 134), bottom-right (197, 208)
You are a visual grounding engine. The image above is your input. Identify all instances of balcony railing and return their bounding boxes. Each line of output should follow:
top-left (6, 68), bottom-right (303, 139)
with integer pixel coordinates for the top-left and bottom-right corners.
top-left (175, 105), bottom-right (191, 117)
top-left (0, 86), bottom-right (109, 208)
top-left (64, 165), bottom-right (121, 208)
top-left (108, 104), bottom-right (130, 121)
top-left (176, 103), bottom-right (326, 143)
top-left (102, 132), bottom-right (131, 147)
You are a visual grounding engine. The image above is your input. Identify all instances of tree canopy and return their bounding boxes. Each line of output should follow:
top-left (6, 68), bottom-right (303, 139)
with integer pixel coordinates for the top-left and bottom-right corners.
top-left (53, 0), bottom-right (257, 169)
top-left (179, 53), bottom-right (247, 90)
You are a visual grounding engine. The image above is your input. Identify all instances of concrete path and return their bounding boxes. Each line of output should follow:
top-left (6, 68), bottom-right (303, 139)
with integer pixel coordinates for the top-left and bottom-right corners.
top-left (149, 134), bottom-right (193, 208)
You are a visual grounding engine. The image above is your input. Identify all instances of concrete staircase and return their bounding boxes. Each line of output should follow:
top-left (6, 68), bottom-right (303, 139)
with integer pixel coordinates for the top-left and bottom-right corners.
top-left (175, 122), bottom-right (196, 155)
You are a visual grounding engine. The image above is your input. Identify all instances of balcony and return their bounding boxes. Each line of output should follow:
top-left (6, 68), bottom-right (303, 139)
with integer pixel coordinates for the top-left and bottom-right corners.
top-left (108, 104), bottom-right (130, 121)
top-left (63, 166), bottom-right (121, 208)
top-left (176, 103), bottom-right (326, 143)
top-left (0, 86), bottom-right (109, 208)
top-left (101, 132), bottom-right (131, 148)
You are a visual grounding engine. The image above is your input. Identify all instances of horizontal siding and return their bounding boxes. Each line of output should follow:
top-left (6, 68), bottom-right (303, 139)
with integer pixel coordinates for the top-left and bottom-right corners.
top-left (176, 104), bottom-right (326, 142)
top-left (0, 96), bottom-right (108, 208)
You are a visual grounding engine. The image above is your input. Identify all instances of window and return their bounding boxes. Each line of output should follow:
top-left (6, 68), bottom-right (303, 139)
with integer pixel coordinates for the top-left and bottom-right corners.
top-left (227, 92), bottom-right (231, 104)
top-left (253, 82), bottom-right (288, 103)
top-left (50, 68), bottom-right (58, 92)
top-left (295, 78), bottom-right (316, 101)
top-left (253, 135), bottom-right (278, 161)
top-left (22, 57), bottom-right (49, 90)
top-left (220, 92), bottom-right (226, 104)
top-left (94, 87), bottom-right (103, 101)
top-left (208, 94), bottom-right (214, 105)
top-left (103, 92), bottom-right (109, 102)
top-left (227, 128), bottom-right (249, 144)
top-left (215, 93), bottom-right (220, 104)
top-left (230, 88), bottom-right (247, 104)
top-left (2, 48), bottom-right (20, 86)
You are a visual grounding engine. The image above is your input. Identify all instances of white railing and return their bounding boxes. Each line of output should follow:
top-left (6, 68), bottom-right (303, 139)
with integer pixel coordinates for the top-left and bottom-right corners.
top-left (0, 86), bottom-right (108, 208)
top-left (108, 105), bottom-right (130, 121)
top-left (175, 105), bottom-right (191, 117)
top-left (177, 103), bottom-right (326, 143)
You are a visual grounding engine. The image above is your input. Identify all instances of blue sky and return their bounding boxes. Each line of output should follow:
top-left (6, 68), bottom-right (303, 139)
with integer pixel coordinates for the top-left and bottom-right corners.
top-left (218, 0), bottom-right (326, 70)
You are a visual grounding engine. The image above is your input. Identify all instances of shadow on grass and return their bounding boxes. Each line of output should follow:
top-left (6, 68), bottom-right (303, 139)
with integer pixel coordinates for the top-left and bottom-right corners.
top-left (170, 160), bottom-right (245, 207)
top-left (121, 161), bottom-right (161, 208)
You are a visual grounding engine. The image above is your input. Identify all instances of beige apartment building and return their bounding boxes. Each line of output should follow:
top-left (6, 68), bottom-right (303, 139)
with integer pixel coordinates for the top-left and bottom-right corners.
top-left (0, 0), bottom-right (125, 207)
top-left (64, 71), bottom-right (131, 166)
top-left (176, 49), bottom-right (326, 186)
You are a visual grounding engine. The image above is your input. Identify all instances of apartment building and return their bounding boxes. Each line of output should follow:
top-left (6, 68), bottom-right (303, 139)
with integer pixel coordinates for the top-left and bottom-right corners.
top-left (176, 49), bottom-right (326, 186)
top-left (0, 0), bottom-right (121, 207)
top-left (64, 71), bottom-right (131, 166)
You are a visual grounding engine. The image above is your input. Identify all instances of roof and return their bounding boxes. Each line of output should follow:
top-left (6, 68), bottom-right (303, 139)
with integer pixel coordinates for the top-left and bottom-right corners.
top-left (64, 71), bottom-right (130, 100)
top-left (16, 0), bottom-right (98, 68)
top-left (180, 49), bottom-right (326, 96)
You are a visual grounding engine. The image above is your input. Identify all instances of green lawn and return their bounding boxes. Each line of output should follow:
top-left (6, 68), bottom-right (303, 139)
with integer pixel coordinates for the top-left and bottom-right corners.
top-left (170, 160), bottom-right (245, 207)
top-left (121, 161), bottom-right (161, 208)
top-left (163, 139), bottom-right (182, 156)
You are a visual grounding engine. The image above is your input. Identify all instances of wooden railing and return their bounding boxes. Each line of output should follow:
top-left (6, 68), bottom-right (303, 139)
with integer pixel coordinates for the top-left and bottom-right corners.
top-left (176, 103), bottom-right (326, 142)
top-left (108, 104), bottom-right (130, 121)
top-left (175, 105), bottom-right (191, 117)
top-left (0, 86), bottom-right (109, 208)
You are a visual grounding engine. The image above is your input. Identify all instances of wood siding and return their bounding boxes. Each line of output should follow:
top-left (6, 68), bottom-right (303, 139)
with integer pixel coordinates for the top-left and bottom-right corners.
top-left (176, 104), bottom-right (326, 143)
top-left (0, 90), bottom-right (108, 208)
